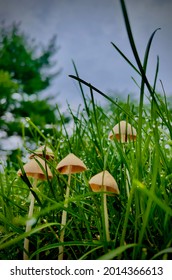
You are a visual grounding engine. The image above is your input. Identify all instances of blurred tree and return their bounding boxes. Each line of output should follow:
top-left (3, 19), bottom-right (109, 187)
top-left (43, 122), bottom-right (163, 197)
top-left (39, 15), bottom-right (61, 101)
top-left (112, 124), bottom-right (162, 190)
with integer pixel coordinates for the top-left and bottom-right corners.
top-left (0, 22), bottom-right (59, 94)
top-left (0, 70), bottom-right (19, 120)
top-left (0, 22), bottom-right (68, 162)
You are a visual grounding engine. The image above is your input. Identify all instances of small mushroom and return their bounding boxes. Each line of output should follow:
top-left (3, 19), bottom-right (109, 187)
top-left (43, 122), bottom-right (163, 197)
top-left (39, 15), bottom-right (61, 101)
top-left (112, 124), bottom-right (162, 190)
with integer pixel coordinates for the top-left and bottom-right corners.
top-left (109, 121), bottom-right (136, 200)
top-left (108, 120), bottom-right (137, 143)
top-left (89, 170), bottom-right (119, 194)
top-left (56, 153), bottom-right (87, 260)
top-left (17, 156), bottom-right (53, 260)
top-left (89, 170), bottom-right (119, 242)
top-left (56, 153), bottom-right (87, 174)
top-left (29, 145), bottom-right (54, 160)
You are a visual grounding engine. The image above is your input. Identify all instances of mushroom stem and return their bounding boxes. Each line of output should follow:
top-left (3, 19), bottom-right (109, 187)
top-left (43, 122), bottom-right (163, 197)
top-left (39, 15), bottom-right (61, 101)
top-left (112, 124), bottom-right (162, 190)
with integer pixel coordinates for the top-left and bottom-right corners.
top-left (101, 171), bottom-right (110, 243)
top-left (58, 166), bottom-right (72, 260)
top-left (125, 168), bottom-right (130, 199)
top-left (103, 190), bottom-right (110, 242)
top-left (23, 179), bottom-right (37, 260)
top-left (122, 145), bottom-right (131, 200)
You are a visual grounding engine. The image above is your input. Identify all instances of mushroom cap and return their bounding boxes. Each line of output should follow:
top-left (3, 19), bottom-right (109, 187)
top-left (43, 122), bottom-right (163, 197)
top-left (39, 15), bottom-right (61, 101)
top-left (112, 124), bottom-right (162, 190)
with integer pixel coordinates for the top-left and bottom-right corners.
top-left (89, 170), bottom-right (119, 194)
top-left (17, 156), bottom-right (53, 180)
top-left (56, 153), bottom-right (87, 174)
top-left (29, 145), bottom-right (54, 159)
top-left (108, 120), bottom-right (137, 142)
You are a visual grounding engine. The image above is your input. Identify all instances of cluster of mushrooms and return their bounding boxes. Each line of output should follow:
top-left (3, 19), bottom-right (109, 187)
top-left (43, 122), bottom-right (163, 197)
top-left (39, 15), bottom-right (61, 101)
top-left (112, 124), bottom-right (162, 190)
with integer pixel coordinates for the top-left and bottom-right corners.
top-left (17, 120), bottom-right (136, 260)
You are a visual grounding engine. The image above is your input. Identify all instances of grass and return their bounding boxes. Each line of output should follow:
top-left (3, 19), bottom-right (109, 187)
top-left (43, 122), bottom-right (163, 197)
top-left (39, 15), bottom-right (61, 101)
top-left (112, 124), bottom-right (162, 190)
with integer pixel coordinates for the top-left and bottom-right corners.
top-left (0, 0), bottom-right (172, 260)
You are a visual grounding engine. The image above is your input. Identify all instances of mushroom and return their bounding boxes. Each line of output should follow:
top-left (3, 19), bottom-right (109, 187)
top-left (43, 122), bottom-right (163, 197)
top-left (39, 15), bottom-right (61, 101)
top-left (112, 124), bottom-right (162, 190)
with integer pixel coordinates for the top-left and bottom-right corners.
top-left (17, 156), bottom-right (53, 260)
top-left (109, 120), bottom-right (137, 199)
top-left (108, 120), bottom-right (137, 143)
top-left (89, 170), bottom-right (119, 242)
top-left (29, 145), bottom-right (54, 160)
top-left (56, 153), bottom-right (87, 260)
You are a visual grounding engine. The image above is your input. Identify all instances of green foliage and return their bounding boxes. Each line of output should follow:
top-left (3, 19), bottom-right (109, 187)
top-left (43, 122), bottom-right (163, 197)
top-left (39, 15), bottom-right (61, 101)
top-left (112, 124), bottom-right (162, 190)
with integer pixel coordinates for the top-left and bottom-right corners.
top-left (0, 70), bottom-right (19, 117)
top-left (0, 22), bottom-right (58, 94)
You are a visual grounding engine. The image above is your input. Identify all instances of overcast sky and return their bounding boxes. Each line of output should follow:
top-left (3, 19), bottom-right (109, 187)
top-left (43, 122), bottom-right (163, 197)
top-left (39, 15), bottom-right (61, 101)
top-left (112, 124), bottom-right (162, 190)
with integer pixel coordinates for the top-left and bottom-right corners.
top-left (1, 0), bottom-right (172, 111)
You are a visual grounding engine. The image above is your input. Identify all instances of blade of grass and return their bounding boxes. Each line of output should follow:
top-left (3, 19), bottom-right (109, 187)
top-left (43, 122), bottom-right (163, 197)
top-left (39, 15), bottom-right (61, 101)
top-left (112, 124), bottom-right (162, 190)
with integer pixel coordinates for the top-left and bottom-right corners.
top-left (98, 243), bottom-right (138, 260)
top-left (134, 180), bottom-right (172, 216)
top-left (151, 247), bottom-right (172, 260)
top-left (72, 60), bottom-right (90, 118)
top-left (69, 75), bottom-right (135, 122)
top-left (30, 240), bottom-right (102, 259)
top-left (111, 42), bottom-right (140, 75)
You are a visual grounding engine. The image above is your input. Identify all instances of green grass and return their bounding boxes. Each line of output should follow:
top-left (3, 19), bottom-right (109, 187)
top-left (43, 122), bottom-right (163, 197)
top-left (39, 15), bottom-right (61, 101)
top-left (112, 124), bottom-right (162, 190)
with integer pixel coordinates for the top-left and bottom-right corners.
top-left (0, 0), bottom-right (172, 260)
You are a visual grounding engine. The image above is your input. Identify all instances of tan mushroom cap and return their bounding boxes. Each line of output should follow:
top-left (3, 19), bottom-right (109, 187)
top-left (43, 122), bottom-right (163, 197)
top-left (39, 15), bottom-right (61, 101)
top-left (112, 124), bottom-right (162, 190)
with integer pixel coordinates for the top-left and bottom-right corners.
top-left (89, 170), bottom-right (119, 194)
top-left (108, 120), bottom-right (137, 142)
top-left (29, 145), bottom-right (54, 159)
top-left (17, 156), bottom-right (53, 180)
top-left (56, 153), bottom-right (87, 174)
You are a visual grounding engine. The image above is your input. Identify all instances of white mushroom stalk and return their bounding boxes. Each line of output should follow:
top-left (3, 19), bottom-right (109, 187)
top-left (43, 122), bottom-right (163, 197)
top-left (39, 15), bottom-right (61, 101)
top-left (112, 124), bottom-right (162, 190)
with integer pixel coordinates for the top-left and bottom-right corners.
top-left (56, 153), bottom-right (87, 260)
top-left (17, 156), bottom-right (53, 260)
top-left (23, 179), bottom-right (37, 260)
